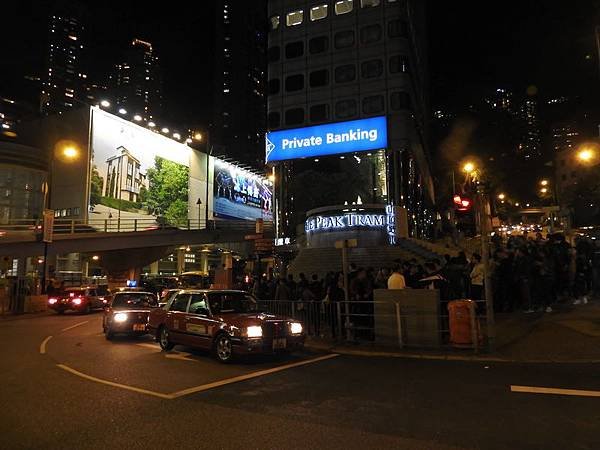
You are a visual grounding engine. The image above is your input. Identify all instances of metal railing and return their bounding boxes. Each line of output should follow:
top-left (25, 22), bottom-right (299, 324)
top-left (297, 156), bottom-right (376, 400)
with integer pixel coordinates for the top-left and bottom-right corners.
top-left (0, 218), bottom-right (273, 236)
top-left (257, 299), bottom-right (487, 352)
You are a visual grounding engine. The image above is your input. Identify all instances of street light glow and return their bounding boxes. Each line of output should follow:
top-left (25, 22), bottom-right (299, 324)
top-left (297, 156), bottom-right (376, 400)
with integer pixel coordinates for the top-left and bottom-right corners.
top-left (118, 108), bottom-right (127, 115)
top-left (133, 114), bottom-right (142, 121)
top-left (498, 193), bottom-right (506, 200)
top-left (148, 121), bottom-right (156, 127)
top-left (100, 100), bottom-right (110, 108)
top-left (463, 162), bottom-right (476, 173)
top-left (92, 255), bottom-right (99, 261)
top-left (62, 146), bottom-right (79, 159)
top-left (577, 148), bottom-right (596, 163)
top-left (540, 187), bottom-right (548, 194)
top-left (194, 132), bottom-right (203, 141)
top-left (540, 179), bottom-right (549, 186)
top-left (173, 132), bottom-right (181, 140)
top-left (161, 127), bottom-right (169, 134)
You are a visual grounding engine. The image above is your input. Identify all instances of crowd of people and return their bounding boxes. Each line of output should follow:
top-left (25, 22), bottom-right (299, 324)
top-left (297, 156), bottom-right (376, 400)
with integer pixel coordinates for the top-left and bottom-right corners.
top-left (250, 232), bottom-right (600, 319)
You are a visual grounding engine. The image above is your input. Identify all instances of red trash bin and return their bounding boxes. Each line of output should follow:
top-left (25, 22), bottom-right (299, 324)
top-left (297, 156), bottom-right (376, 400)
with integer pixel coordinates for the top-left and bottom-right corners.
top-left (448, 299), bottom-right (480, 347)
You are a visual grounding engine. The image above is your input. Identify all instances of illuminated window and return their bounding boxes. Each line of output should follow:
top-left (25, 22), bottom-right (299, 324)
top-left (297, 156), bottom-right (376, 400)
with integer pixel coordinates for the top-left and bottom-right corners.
top-left (360, 0), bottom-right (380, 7)
top-left (269, 15), bottom-right (280, 30)
top-left (286, 10), bottom-right (304, 26)
top-left (310, 4), bottom-right (328, 21)
top-left (335, 0), bottom-right (354, 15)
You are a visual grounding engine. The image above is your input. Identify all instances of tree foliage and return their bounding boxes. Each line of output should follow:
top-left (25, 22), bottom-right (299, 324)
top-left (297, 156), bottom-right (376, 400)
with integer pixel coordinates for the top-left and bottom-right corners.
top-left (90, 165), bottom-right (104, 207)
top-left (146, 157), bottom-right (189, 224)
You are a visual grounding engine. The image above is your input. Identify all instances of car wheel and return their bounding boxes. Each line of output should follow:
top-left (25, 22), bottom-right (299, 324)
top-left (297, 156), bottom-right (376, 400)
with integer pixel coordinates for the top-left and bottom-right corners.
top-left (214, 333), bottom-right (233, 363)
top-left (158, 326), bottom-right (174, 351)
top-left (83, 303), bottom-right (91, 315)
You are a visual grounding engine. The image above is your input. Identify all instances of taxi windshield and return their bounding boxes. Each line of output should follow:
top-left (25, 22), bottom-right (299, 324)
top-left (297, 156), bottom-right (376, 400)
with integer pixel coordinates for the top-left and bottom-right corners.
top-left (112, 293), bottom-right (157, 309)
top-left (210, 293), bottom-right (258, 314)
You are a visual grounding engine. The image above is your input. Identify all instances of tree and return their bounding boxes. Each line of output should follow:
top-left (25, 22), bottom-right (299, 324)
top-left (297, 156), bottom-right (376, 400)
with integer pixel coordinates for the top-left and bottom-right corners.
top-left (90, 165), bottom-right (104, 207)
top-left (146, 156), bottom-right (189, 224)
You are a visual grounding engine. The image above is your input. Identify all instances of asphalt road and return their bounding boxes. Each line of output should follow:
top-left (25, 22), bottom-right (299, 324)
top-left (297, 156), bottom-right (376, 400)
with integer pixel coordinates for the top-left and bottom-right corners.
top-left (1, 312), bottom-right (599, 450)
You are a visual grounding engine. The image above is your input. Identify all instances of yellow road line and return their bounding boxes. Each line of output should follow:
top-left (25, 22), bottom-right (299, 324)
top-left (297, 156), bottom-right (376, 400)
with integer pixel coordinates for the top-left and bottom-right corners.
top-left (170, 353), bottom-right (340, 398)
top-left (57, 364), bottom-right (173, 399)
top-left (40, 336), bottom-right (53, 354)
top-left (61, 321), bottom-right (89, 332)
top-left (511, 385), bottom-right (600, 398)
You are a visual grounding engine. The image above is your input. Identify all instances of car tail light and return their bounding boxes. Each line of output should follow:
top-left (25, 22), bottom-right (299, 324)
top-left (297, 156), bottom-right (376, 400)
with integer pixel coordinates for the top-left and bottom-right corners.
top-left (69, 292), bottom-right (75, 297)
top-left (48, 298), bottom-right (57, 305)
top-left (72, 297), bottom-right (82, 305)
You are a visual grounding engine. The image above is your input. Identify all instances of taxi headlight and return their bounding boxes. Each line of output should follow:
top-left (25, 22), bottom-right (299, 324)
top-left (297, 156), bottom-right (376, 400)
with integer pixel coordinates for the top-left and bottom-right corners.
top-left (246, 326), bottom-right (262, 338)
top-left (290, 322), bottom-right (303, 335)
top-left (114, 313), bottom-right (128, 323)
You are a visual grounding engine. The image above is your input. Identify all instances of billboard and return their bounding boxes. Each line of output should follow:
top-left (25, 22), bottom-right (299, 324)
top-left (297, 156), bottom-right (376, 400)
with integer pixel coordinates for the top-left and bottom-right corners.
top-left (266, 116), bottom-right (388, 163)
top-left (213, 159), bottom-right (273, 221)
top-left (89, 108), bottom-right (192, 225)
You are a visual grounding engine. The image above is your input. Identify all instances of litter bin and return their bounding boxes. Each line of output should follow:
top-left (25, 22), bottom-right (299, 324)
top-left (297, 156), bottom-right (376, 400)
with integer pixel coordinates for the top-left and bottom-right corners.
top-left (448, 299), bottom-right (480, 347)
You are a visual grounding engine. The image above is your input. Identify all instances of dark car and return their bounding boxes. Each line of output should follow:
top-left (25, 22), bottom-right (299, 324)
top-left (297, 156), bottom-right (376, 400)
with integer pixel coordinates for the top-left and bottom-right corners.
top-left (148, 290), bottom-right (305, 363)
top-left (102, 291), bottom-right (158, 340)
top-left (48, 287), bottom-right (105, 314)
top-left (159, 288), bottom-right (181, 308)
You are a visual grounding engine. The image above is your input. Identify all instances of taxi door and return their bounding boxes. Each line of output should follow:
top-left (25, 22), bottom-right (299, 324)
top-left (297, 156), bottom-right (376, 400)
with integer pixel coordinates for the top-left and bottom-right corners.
top-left (183, 294), bottom-right (220, 350)
top-left (166, 293), bottom-right (192, 345)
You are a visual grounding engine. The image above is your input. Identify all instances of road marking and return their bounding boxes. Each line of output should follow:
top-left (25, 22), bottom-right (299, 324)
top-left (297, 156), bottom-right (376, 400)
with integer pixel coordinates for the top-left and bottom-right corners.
top-left (61, 321), bottom-right (89, 332)
top-left (165, 352), bottom-right (196, 362)
top-left (40, 336), bottom-right (53, 354)
top-left (169, 353), bottom-right (340, 398)
top-left (511, 385), bottom-right (600, 398)
top-left (57, 364), bottom-right (172, 400)
top-left (136, 343), bottom-right (162, 351)
top-left (55, 353), bottom-right (339, 400)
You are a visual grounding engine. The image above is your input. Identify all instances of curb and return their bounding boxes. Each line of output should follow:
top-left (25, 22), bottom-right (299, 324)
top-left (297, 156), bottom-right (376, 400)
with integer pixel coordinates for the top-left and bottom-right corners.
top-left (0, 311), bottom-right (52, 322)
top-left (304, 344), bottom-right (600, 364)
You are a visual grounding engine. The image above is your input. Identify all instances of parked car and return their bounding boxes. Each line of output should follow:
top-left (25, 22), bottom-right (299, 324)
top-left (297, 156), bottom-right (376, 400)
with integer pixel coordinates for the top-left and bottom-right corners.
top-left (102, 291), bottom-right (158, 340)
top-left (177, 272), bottom-right (211, 289)
top-left (48, 287), bottom-right (105, 314)
top-left (159, 288), bottom-right (181, 308)
top-left (148, 290), bottom-right (305, 363)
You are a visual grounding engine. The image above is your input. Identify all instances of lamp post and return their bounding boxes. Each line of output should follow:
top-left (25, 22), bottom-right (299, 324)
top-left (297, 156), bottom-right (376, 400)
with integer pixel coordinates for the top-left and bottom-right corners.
top-left (196, 198), bottom-right (202, 228)
top-left (42, 143), bottom-right (80, 293)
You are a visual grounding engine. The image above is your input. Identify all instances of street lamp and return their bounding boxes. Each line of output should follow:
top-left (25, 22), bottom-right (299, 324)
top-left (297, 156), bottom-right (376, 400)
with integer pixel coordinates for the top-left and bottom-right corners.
top-left (100, 100), bottom-right (111, 108)
top-left (577, 147), bottom-right (597, 164)
top-left (540, 179), bottom-right (549, 186)
top-left (540, 187), bottom-right (548, 194)
top-left (463, 162), bottom-right (476, 174)
top-left (118, 108), bottom-right (127, 115)
top-left (497, 193), bottom-right (506, 200)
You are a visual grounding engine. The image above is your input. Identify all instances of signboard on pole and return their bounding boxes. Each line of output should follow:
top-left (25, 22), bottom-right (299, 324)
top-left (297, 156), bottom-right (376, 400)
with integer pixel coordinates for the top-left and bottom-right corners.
top-left (43, 209), bottom-right (54, 243)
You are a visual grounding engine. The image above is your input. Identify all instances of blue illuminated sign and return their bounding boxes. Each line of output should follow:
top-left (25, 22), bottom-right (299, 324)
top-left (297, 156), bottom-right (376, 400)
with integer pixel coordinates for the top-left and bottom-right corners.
top-left (266, 116), bottom-right (388, 163)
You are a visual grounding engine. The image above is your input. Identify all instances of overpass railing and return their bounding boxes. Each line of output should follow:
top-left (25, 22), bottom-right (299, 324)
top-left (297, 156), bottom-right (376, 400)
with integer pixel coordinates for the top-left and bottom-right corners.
top-left (0, 218), bottom-right (273, 236)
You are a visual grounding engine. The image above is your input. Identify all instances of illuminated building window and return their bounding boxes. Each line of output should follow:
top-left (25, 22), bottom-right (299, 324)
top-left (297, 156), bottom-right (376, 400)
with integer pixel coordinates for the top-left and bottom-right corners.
top-left (310, 4), bottom-right (328, 21)
top-left (335, 0), bottom-right (354, 15)
top-left (286, 10), bottom-right (304, 26)
top-left (270, 15), bottom-right (280, 30)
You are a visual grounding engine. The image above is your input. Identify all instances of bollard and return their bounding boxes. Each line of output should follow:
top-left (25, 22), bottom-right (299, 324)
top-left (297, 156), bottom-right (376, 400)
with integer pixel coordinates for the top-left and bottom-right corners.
top-left (395, 302), bottom-right (404, 348)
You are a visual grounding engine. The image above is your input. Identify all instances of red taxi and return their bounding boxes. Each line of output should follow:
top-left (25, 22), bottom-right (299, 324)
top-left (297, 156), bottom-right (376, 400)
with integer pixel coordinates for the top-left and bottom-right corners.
top-left (48, 287), bottom-right (106, 314)
top-left (103, 291), bottom-right (158, 340)
top-left (148, 290), bottom-right (305, 363)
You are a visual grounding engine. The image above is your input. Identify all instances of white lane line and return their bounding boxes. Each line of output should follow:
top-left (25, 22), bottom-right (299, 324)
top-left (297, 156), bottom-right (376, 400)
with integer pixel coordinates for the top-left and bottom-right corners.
top-left (165, 353), bottom-right (196, 362)
top-left (61, 321), bottom-right (89, 332)
top-left (136, 343), bottom-right (161, 351)
top-left (170, 353), bottom-right (340, 398)
top-left (40, 336), bottom-right (53, 354)
top-left (511, 385), bottom-right (600, 398)
top-left (57, 364), bottom-right (173, 400)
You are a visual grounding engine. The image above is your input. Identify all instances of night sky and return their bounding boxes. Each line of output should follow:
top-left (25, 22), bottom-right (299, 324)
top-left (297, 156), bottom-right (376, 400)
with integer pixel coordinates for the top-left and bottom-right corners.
top-left (2, 1), bottom-right (599, 122)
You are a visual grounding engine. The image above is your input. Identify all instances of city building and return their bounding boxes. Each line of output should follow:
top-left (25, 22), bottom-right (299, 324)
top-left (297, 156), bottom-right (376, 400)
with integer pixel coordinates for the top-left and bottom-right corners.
top-left (267, 0), bottom-right (435, 246)
top-left (211, 0), bottom-right (268, 168)
top-left (41, 10), bottom-right (86, 115)
top-left (109, 39), bottom-right (161, 121)
top-left (517, 97), bottom-right (542, 159)
top-left (104, 147), bottom-right (147, 203)
top-left (485, 88), bottom-right (513, 113)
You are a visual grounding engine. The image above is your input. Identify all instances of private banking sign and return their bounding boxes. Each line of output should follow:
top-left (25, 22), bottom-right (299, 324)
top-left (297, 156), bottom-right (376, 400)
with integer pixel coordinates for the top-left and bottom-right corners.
top-left (266, 116), bottom-right (388, 163)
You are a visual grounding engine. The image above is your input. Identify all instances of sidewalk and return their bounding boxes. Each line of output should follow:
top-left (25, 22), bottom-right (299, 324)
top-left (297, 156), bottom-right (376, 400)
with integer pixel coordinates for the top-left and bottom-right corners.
top-left (305, 301), bottom-right (600, 363)
top-left (0, 310), bottom-right (52, 322)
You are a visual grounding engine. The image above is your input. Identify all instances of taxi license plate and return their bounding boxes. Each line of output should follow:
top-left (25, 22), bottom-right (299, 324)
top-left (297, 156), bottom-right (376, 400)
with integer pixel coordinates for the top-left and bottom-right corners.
top-left (272, 338), bottom-right (287, 350)
top-left (133, 324), bottom-right (146, 331)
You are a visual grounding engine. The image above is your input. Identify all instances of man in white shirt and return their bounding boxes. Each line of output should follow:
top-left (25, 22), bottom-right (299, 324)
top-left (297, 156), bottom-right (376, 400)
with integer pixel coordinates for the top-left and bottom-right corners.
top-left (387, 266), bottom-right (406, 289)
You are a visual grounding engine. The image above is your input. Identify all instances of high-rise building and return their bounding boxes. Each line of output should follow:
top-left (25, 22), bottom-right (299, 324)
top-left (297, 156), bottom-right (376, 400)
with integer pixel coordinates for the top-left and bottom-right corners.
top-left (485, 88), bottom-right (513, 113)
top-left (110, 39), bottom-right (161, 120)
top-left (41, 10), bottom-right (86, 115)
top-left (267, 0), bottom-right (434, 240)
top-left (211, 0), bottom-right (267, 168)
top-left (517, 97), bottom-right (541, 159)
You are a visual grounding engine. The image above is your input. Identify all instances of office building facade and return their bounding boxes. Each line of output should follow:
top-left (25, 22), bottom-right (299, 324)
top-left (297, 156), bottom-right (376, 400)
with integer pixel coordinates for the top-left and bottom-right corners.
top-left (267, 0), bottom-right (434, 241)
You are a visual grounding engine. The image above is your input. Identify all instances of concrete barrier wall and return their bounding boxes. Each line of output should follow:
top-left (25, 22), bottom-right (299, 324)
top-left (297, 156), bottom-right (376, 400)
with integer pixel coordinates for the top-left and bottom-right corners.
top-left (374, 289), bottom-right (441, 348)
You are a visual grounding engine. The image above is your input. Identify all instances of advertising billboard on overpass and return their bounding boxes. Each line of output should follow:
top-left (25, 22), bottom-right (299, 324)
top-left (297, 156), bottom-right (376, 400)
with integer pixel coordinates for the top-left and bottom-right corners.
top-left (265, 116), bottom-right (388, 163)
